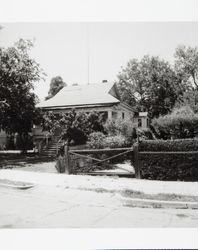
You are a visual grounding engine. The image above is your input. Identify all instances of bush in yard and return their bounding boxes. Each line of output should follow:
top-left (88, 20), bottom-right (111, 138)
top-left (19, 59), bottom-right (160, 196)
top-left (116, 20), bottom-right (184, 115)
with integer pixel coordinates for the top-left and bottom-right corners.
top-left (134, 139), bottom-right (198, 181)
top-left (104, 135), bottom-right (128, 148)
top-left (87, 132), bottom-right (129, 149)
top-left (15, 133), bottom-right (34, 150)
top-left (87, 132), bottom-right (106, 149)
top-left (104, 118), bottom-right (134, 145)
top-left (139, 138), bottom-right (198, 152)
top-left (152, 106), bottom-right (198, 139)
top-left (5, 135), bottom-right (15, 150)
top-left (137, 128), bottom-right (154, 140)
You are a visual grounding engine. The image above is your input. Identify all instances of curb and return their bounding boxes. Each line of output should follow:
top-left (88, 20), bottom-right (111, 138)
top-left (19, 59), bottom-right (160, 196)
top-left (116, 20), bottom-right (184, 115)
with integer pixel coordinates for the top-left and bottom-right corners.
top-left (121, 196), bottom-right (198, 209)
top-left (73, 186), bottom-right (198, 209)
top-left (64, 186), bottom-right (198, 209)
top-left (0, 183), bottom-right (35, 190)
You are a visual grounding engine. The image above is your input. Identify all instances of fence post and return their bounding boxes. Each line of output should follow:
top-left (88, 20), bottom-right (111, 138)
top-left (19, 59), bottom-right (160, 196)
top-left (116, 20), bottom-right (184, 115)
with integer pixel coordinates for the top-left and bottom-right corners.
top-left (134, 142), bottom-right (141, 179)
top-left (64, 143), bottom-right (70, 174)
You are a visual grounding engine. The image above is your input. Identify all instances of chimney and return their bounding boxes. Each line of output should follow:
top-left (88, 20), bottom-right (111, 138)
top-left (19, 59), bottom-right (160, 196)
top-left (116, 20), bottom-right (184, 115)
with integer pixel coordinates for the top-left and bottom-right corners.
top-left (72, 83), bottom-right (78, 86)
top-left (102, 80), bottom-right (108, 83)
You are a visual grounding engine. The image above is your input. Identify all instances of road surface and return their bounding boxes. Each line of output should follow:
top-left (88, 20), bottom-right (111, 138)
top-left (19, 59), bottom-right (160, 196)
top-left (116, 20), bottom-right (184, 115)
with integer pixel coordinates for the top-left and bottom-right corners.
top-left (1, 185), bottom-right (198, 228)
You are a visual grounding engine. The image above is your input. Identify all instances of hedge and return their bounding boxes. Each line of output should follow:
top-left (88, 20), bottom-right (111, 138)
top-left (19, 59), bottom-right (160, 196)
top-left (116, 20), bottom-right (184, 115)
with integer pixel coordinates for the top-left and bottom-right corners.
top-left (136, 139), bottom-right (198, 181)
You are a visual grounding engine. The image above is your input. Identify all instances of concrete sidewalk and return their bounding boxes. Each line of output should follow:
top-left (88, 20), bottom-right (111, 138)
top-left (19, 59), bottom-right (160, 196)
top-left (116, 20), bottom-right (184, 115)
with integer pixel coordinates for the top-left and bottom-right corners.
top-left (1, 169), bottom-right (198, 197)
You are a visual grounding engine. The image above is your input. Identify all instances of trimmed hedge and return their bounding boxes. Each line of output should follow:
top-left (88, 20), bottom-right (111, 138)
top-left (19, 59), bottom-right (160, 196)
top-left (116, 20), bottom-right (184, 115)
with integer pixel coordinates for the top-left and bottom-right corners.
top-left (139, 139), bottom-right (198, 152)
top-left (137, 139), bottom-right (198, 181)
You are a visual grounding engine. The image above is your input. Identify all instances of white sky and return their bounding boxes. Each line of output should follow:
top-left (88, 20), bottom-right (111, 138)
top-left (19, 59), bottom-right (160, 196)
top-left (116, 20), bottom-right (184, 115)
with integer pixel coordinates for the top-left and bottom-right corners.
top-left (0, 22), bottom-right (198, 100)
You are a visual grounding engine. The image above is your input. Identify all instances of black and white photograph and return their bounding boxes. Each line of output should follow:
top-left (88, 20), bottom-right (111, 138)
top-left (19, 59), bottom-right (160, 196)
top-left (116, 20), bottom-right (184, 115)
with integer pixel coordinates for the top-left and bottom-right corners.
top-left (1, 0), bottom-right (198, 249)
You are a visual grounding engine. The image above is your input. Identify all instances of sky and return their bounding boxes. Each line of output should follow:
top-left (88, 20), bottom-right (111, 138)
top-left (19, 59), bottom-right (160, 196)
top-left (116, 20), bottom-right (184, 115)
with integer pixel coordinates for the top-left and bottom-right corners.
top-left (0, 22), bottom-right (198, 100)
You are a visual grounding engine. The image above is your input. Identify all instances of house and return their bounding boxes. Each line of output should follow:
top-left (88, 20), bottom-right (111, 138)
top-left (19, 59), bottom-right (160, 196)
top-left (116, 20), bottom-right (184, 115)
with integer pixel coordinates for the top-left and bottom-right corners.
top-left (33, 81), bottom-right (149, 140)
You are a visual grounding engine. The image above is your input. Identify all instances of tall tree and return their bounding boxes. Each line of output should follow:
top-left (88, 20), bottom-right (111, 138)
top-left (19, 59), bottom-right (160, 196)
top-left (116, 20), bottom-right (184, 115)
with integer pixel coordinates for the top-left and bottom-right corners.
top-left (45, 76), bottom-right (66, 100)
top-left (175, 45), bottom-right (198, 89)
top-left (0, 39), bottom-right (44, 151)
top-left (174, 89), bottom-right (198, 113)
top-left (116, 55), bottom-right (185, 118)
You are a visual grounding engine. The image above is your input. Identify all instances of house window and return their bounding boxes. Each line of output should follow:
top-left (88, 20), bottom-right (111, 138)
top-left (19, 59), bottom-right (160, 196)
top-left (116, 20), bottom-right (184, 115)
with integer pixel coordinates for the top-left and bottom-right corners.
top-left (138, 118), bottom-right (142, 127)
top-left (122, 112), bottom-right (125, 120)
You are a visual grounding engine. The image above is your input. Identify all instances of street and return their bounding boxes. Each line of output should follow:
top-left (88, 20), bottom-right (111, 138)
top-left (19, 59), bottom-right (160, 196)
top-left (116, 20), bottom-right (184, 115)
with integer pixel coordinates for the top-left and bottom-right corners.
top-left (1, 184), bottom-right (198, 228)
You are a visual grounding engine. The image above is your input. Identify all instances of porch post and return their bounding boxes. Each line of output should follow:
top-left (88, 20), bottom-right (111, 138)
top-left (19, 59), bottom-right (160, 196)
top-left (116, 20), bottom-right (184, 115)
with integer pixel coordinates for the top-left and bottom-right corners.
top-left (64, 143), bottom-right (70, 174)
top-left (134, 142), bottom-right (141, 179)
top-left (108, 110), bottom-right (112, 120)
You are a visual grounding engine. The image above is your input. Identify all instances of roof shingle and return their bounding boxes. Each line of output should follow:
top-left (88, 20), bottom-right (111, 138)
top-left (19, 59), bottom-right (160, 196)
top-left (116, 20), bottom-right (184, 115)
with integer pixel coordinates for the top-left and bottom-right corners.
top-left (37, 82), bottom-right (120, 108)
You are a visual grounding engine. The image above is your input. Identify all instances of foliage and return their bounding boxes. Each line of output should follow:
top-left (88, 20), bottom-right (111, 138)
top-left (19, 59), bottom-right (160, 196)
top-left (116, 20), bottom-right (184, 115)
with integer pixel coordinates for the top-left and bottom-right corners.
top-left (139, 138), bottom-right (198, 152)
top-left (116, 55), bottom-right (186, 118)
top-left (87, 132), bottom-right (106, 149)
top-left (104, 135), bottom-right (127, 148)
top-left (0, 39), bottom-right (44, 151)
top-left (87, 132), bottom-right (129, 149)
top-left (87, 118), bottom-right (137, 149)
top-left (45, 76), bottom-right (66, 100)
top-left (104, 118), bottom-right (134, 137)
top-left (15, 134), bottom-right (34, 150)
top-left (42, 109), bottom-right (105, 145)
top-left (174, 89), bottom-right (198, 113)
top-left (174, 45), bottom-right (198, 89)
top-left (152, 106), bottom-right (198, 139)
top-left (5, 135), bottom-right (15, 150)
top-left (137, 128), bottom-right (154, 140)
top-left (136, 139), bottom-right (198, 181)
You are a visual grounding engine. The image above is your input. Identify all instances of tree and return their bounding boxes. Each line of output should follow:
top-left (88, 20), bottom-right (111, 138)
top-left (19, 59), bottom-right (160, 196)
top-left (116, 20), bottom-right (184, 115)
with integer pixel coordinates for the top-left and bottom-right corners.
top-left (175, 45), bottom-right (198, 89)
top-left (42, 109), bottom-right (105, 145)
top-left (116, 56), bottom-right (186, 118)
top-left (174, 89), bottom-right (198, 113)
top-left (0, 39), bottom-right (44, 151)
top-left (45, 76), bottom-right (66, 100)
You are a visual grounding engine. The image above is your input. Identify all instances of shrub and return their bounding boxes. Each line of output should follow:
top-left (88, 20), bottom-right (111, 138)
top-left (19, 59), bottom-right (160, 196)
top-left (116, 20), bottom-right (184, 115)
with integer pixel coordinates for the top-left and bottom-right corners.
top-left (15, 134), bottom-right (34, 150)
top-left (87, 132), bottom-right (106, 149)
top-left (104, 119), bottom-right (134, 137)
top-left (104, 135), bottom-right (128, 148)
top-left (5, 135), bottom-right (15, 150)
top-left (137, 128), bottom-right (154, 140)
top-left (87, 132), bottom-right (130, 149)
top-left (134, 139), bottom-right (198, 181)
top-left (104, 118), bottom-right (135, 146)
top-left (152, 106), bottom-right (198, 139)
top-left (139, 139), bottom-right (198, 152)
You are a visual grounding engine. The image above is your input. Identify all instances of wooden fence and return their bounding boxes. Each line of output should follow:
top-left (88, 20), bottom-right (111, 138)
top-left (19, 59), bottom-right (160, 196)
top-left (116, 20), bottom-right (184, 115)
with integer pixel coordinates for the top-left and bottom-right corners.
top-left (55, 141), bottom-right (198, 180)
top-left (55, 144), bottom-right (135, 176)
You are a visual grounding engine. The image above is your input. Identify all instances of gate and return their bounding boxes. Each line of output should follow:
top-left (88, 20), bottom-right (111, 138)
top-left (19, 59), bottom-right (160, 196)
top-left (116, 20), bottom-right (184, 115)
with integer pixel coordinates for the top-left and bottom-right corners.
top-left (56, 144), bottom-right (136, 177)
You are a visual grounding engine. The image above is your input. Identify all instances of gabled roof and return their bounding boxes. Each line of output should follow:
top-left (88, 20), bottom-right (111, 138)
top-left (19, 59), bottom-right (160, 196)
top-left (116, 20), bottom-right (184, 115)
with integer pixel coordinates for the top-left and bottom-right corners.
top-left (37, 82), bottom-right (120, 109)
